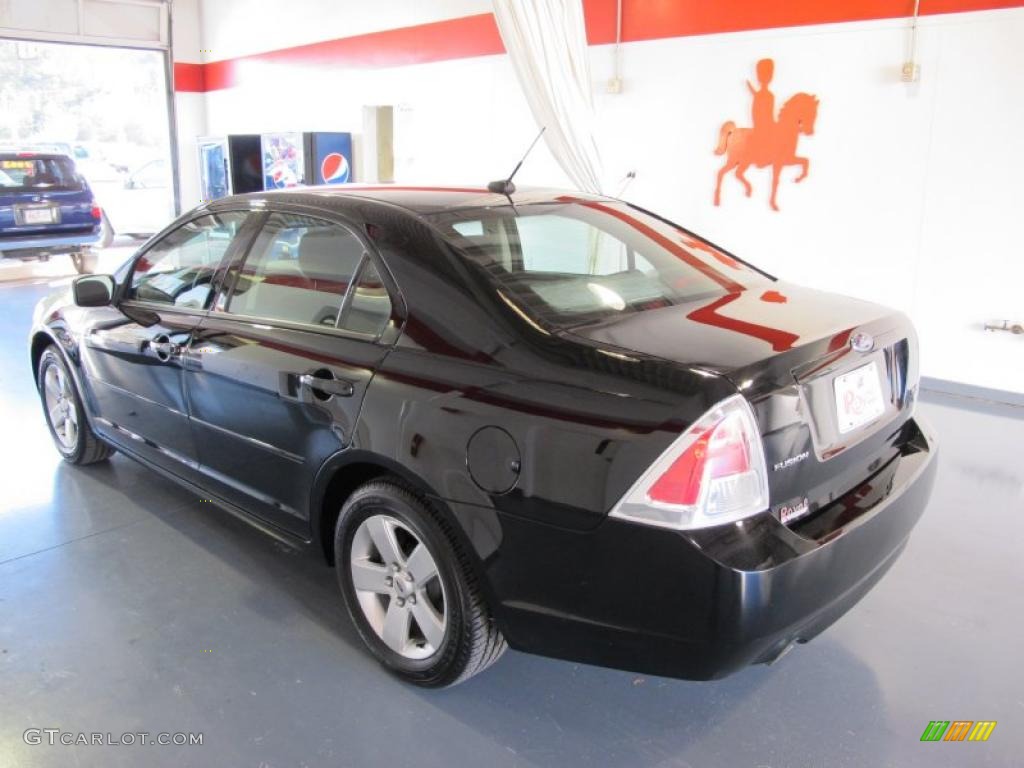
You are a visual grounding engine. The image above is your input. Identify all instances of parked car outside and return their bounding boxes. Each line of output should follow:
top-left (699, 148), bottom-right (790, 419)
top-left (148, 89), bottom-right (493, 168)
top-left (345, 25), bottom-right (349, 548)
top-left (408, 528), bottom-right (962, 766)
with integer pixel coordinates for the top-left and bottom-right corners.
top-left (1, 151), bottom-right (102, 273)
top-left (29, 185), bottom-right (937, 686)
top-left (101, 157), bottom-right (175, 239)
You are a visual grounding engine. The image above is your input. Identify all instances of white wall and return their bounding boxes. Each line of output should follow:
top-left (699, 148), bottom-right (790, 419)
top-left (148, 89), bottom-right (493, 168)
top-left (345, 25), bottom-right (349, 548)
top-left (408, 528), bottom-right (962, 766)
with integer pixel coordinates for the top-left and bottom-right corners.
top-left (188, 2), bottom-right (1024, 394)
top-left (171, 0), bottom-right (204, 207)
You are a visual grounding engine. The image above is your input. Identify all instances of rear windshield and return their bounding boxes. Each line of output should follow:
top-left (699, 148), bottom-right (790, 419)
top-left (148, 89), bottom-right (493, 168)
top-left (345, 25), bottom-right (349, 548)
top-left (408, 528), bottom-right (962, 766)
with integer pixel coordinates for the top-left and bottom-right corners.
top-left (429, 200), bottom-right (769, 328)
top-left (0, 156), bottom-right (82, 192)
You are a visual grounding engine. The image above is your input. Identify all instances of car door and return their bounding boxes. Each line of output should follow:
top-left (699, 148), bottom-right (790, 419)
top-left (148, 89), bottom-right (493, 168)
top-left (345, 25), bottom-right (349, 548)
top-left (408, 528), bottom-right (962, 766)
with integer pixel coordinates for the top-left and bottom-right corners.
top-left (82, 210), bottom-right (256, 478)
top-left (184, 209), bottom-right (401, 536)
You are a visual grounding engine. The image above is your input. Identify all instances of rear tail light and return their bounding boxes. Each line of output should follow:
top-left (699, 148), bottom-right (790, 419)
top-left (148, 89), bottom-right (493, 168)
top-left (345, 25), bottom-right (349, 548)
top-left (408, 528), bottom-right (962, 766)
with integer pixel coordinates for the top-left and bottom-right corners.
top-left (609, 395), bottom-right (769, 530)
top-left (90, 204), bottom-right (102, 220)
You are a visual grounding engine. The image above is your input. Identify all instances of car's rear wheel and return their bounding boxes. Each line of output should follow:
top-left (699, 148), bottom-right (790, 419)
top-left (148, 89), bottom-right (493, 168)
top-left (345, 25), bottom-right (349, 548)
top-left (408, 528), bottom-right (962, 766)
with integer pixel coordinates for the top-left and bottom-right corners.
top-left (37, 347), bottom-right (113, 464)
top-left (70, 250), bottom-right (97, 274)
top-left (335, 478), bottom-right (506, 687)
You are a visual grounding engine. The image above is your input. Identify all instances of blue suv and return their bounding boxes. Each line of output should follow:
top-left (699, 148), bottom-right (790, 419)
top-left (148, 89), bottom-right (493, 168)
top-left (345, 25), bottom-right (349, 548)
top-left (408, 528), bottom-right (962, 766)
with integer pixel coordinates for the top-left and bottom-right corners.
top-left (0, 152), bottom-right (103, 273)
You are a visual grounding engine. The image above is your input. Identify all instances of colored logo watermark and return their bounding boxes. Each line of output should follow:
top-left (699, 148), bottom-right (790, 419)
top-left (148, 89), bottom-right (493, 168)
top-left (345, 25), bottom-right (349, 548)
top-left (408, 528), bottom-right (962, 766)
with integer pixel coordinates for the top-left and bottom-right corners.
top-left (920, 721), bottom-right (997, 742)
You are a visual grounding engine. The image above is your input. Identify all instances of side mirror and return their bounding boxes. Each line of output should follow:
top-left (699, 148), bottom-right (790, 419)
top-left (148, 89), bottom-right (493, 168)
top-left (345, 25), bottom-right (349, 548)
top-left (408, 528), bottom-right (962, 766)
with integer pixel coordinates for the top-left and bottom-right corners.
top-left (72, 275), bottom-right (115, 307)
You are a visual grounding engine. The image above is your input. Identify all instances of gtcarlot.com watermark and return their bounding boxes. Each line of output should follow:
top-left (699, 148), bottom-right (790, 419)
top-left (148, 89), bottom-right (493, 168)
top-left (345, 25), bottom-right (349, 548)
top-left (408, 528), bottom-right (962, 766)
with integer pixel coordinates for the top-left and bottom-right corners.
top-left (24, 728), bottom-right (203, 747)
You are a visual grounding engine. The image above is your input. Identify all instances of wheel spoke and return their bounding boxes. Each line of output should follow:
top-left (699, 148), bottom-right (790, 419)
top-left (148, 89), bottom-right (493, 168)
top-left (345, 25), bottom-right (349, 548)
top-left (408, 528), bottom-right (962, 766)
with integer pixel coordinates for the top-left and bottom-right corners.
top-left (365, 516), bottom-right (403, 566)
top-left (410, 599), bottom-right (445, 649)
top-left (351, 559), bottom-right (390, 594)
top-left (65, 404), bottom-right (78, 426)
top-left (406, 543), bottom-right (438, 587)
top-left (64, 419), bottom-right (77, 447)
top-left (48, 402), bottom-right (64, 426)
top-left (44, 369), bottom-right (61, 398)
top-left (381, 601), bottom-right (410, 654)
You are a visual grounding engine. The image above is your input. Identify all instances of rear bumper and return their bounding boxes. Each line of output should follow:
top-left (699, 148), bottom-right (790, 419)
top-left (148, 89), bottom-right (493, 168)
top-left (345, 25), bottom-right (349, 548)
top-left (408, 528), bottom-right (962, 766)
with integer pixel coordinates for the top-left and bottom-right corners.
top-left (472, 416), bottom-right (937, 680)
top-left (0, 229), bottom-right (100, 255)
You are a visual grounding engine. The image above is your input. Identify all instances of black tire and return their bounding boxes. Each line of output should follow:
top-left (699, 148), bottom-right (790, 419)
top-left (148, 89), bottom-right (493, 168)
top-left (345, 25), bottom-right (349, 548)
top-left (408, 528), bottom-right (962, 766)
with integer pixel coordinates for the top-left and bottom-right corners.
top-left (71, 250), bottom-right (98, 274)
top-left (37, 346), bottom-right (113, 465)
top-left (335, 478), bottom-right (506, 687)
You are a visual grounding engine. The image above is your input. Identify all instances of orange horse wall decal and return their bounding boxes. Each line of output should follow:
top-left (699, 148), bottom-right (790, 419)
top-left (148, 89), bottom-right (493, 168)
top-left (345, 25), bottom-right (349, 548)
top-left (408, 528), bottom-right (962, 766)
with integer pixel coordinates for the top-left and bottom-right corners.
top-left (713, 58), bottom-right (819, 211)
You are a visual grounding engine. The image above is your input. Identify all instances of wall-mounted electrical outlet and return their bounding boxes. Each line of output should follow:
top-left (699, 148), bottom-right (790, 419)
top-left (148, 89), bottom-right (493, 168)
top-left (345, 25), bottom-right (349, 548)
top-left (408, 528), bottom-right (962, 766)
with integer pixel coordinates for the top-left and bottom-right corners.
top-left (901, 61), bottom-right (920, 82)
top-left (606, 77), bottom-right (623, 94)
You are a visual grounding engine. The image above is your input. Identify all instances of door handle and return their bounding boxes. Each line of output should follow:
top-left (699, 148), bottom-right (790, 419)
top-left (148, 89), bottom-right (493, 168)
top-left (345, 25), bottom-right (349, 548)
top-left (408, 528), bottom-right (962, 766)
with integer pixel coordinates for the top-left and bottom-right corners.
top-left (149, 334), bottom-right (180, 362)
top-left (298, 373), bottom-right (355, 398)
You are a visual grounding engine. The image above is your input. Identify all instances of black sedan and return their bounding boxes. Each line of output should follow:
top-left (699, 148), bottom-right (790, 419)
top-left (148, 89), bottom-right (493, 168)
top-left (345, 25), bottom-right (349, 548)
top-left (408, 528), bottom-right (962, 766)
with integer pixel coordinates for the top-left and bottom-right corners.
top-left (30, 186), bottom-right (937, 686)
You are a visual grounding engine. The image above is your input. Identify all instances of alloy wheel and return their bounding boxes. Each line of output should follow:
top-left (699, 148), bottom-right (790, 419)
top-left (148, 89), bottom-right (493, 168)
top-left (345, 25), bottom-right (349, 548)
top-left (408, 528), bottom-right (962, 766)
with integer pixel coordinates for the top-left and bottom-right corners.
top-left (43, 364), bottom-right (78, 450)
top-left (349, 514), bottom-right (447, 659)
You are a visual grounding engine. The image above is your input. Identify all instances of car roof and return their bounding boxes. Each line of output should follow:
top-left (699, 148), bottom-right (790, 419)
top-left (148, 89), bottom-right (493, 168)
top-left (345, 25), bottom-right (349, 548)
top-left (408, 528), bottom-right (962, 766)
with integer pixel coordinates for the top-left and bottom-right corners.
top-left (223, 185), bottom-right (611, 216)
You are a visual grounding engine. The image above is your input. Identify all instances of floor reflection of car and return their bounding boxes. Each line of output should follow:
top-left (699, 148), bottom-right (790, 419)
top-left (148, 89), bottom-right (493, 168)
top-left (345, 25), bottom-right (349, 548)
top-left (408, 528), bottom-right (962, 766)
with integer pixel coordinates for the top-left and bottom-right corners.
top-left (0, 151), bottom-right (102, 273)
top-left (102, 158), bottom-right (175, 240)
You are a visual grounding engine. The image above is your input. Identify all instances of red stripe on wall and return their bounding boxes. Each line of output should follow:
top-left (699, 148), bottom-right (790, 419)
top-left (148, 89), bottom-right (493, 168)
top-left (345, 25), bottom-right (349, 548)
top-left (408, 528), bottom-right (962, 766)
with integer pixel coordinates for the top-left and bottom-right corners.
top-left (172, 62), bottom-right (205, 92)
top-left (175, 0), bottom-right (1024, 92)
top-left (201, 13), bottom-right (504, 92)
top-left (582, 0), bottom-right (1024, 44)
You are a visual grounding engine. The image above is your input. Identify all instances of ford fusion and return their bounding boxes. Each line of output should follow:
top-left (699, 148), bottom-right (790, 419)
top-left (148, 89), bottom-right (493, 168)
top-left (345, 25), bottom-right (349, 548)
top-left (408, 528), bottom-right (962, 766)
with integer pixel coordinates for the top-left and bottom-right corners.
top-left (30, 186), bottom-right (936, 686)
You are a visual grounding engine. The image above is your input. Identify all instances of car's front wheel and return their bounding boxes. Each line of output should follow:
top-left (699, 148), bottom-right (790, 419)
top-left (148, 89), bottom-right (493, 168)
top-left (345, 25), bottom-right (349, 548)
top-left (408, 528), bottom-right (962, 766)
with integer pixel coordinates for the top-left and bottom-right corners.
top-left (335, 479), bottom-right (506, 687)
top-left (37, 346), bottom-right (113, 464)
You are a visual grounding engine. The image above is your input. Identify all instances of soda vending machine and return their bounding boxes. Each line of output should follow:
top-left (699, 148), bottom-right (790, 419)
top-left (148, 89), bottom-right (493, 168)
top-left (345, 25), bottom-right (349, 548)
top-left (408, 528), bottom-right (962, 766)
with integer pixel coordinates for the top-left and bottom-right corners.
top-left (260, 132), bottom-right (354, 190)
top-left (197, 135), bottom-right (263, 201)
top-left (260, 132), bottom-right (305, 190)
top-left (304, 132), bottom-right (354, 186)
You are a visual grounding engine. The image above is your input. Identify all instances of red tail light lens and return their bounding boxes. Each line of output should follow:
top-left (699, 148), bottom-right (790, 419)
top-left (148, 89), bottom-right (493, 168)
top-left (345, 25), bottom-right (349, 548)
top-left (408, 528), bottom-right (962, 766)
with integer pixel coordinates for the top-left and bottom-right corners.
top-left (90, 204), bottom-right (102, 220)
top-left (610, 395), bottom-right (769, 530)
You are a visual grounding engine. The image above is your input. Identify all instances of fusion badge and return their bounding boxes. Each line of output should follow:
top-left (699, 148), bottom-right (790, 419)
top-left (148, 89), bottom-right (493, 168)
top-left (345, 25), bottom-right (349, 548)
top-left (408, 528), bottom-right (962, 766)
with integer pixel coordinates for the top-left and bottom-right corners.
top-left (773, 450), bottom-right (809, 472)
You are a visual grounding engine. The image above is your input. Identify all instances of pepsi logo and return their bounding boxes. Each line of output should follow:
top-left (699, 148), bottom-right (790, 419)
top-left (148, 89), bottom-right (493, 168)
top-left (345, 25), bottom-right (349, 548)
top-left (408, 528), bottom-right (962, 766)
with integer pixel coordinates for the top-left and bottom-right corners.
top-left (320, 152), bottom-right (350, 184)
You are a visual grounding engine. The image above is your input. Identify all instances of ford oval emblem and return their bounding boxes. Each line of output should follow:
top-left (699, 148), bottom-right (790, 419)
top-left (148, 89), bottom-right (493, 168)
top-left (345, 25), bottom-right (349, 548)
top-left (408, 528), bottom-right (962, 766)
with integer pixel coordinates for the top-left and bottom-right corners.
top-left (850, 332), bottom-right (874, 353)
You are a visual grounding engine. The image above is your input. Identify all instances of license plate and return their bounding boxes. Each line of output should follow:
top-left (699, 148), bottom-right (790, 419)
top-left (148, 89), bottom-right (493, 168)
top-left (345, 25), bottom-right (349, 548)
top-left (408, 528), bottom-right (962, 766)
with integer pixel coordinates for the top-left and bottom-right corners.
top-left (22, 207), bottom-right (56, 225)
top-left (834, 361), bottom-right (886, 434)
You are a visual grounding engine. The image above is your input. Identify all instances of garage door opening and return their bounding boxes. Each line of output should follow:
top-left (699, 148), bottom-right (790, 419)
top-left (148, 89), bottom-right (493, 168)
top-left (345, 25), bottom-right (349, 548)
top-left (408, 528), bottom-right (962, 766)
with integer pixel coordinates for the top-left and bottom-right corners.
top-left (0, 38), bottom-right (174, 251)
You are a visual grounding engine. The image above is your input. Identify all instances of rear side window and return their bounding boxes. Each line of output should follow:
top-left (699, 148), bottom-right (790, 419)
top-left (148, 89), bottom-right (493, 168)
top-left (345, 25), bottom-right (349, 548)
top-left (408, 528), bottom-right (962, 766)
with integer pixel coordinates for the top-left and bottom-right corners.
top-left (0, 156), bottom-right (82, 191)
top-left (430, 201), bottom-right (768, 327)
top-left (226, 212), bottom-right (366, 328)
top-left (128, 212), bottom-right (249, 309)
top-left (339, 258), bottom-right (393, 337)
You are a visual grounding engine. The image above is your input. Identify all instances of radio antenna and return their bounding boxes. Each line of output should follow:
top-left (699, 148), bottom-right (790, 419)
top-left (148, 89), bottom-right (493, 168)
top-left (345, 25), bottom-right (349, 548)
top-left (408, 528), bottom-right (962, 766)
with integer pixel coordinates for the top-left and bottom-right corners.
top-left (488, 126), bottom-right (546, 196)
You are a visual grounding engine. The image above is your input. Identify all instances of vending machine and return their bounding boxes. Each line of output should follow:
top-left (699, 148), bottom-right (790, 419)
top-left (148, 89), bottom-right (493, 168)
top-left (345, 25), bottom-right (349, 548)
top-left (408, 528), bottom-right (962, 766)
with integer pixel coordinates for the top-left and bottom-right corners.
top-left (197, 135), bottom-right (263, 201)
top-left (260, 132), bottom-right (305, 190)
top-left (260, 131), bottom-right (354, 190)
top-left (304, 132), bottom-right (354, 186)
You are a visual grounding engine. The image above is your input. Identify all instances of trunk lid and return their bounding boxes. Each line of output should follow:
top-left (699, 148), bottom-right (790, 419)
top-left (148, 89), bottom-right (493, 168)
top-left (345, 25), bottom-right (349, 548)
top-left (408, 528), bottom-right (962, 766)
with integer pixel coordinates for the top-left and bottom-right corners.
top-left (0, 187), bottom-right (97, 236)
top-left (564, 282), bottom-right (920, 526)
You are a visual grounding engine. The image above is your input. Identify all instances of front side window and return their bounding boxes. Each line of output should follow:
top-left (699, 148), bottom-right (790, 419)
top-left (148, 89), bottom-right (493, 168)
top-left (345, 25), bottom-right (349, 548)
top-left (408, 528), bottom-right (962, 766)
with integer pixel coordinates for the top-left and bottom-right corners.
top-left (128, 212), bottom-right (249, 308)
top-left (226, 212), bottom-right (366, 328)
top-left (429, 201), bottom-right (769, 328)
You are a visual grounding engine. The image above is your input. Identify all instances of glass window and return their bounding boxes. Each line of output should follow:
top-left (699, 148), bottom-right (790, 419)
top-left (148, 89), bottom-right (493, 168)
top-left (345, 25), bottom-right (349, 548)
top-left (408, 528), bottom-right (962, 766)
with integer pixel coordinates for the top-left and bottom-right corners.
top-left (429, 202), bottom-right (769, 328)
top-left (339, 258), bottom-right (393, 337)
top-left (0, 155), bottom-right (82, 191)
top-left (128, 212), bottom-right (248, 308)
top-left (227, 212), bottom-right (365, 328)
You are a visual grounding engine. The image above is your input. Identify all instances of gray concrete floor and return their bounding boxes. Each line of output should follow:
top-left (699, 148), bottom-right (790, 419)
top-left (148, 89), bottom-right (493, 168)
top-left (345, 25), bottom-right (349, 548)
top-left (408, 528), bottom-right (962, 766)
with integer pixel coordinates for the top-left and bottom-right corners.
top-left (1, 277), bottom-right (1021, 768)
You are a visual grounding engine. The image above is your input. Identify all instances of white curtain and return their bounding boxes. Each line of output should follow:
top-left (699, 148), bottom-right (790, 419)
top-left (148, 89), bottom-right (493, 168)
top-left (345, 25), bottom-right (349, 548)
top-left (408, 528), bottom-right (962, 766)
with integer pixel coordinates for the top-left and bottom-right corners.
top-left (492, 0), bottom-right (605, 195)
